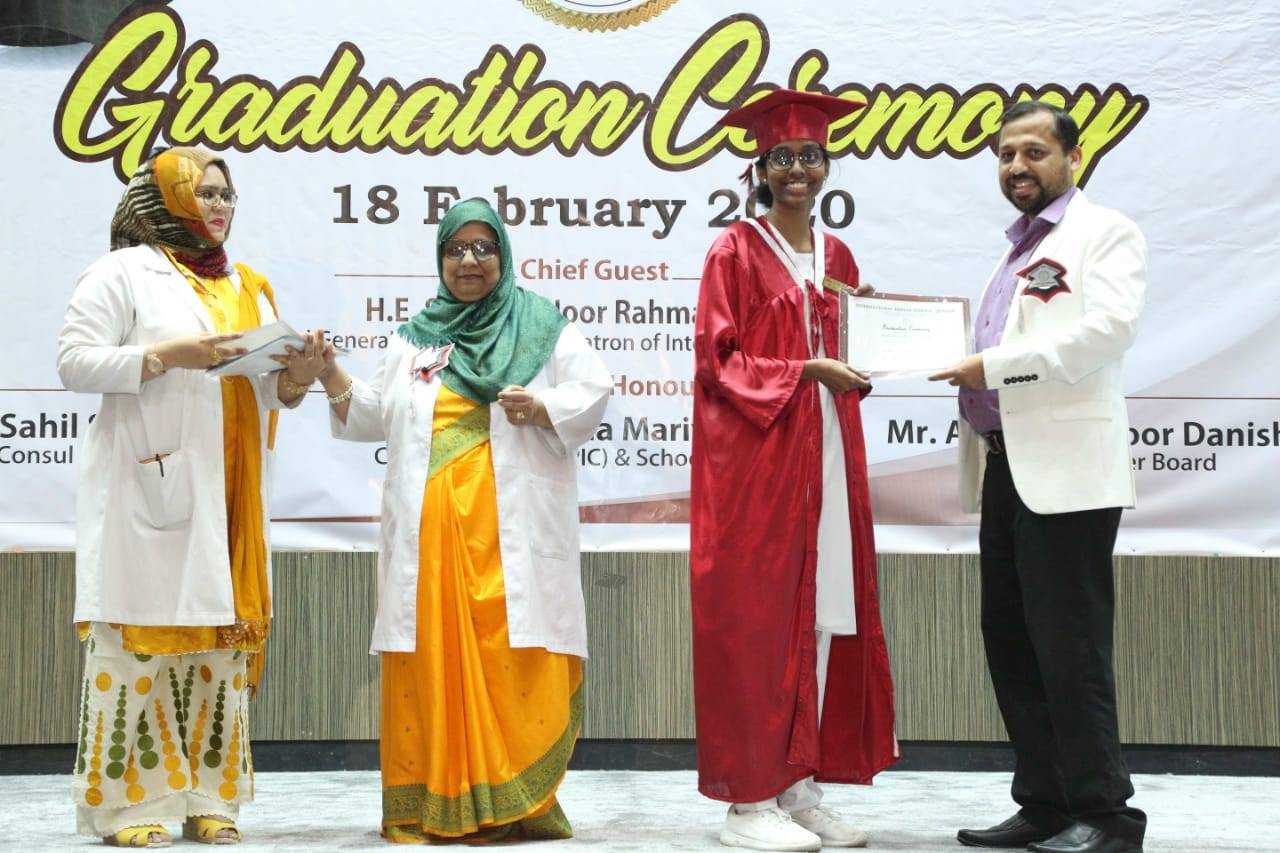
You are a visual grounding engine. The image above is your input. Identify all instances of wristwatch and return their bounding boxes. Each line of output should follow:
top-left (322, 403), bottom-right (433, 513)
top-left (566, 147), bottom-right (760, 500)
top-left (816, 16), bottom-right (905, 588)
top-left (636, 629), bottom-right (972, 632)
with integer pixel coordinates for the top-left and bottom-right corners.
top-left (145, 348), bottom-right (167, 376)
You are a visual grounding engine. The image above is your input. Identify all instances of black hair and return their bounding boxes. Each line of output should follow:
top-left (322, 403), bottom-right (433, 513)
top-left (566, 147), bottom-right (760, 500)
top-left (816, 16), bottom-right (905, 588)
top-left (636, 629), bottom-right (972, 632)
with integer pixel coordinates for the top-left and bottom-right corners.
top-left (754, 154), bottom-right (774, 207)
top-left (997, 100), bottom-right (1080, 152)
top-left (752, 147), bottom-right (832, 208)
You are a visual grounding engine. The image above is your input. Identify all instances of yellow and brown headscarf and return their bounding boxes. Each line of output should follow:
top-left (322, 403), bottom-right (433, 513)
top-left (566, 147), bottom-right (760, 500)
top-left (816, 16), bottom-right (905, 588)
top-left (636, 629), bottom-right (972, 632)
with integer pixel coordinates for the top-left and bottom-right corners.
top-left (109, 146), bottom-right (234, 274)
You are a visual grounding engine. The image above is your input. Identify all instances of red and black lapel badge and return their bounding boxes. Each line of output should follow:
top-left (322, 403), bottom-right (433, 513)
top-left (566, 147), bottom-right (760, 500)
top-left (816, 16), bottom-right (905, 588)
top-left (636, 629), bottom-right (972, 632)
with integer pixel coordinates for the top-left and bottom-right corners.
top-left (1017, 258), bottom-right (1071, 303)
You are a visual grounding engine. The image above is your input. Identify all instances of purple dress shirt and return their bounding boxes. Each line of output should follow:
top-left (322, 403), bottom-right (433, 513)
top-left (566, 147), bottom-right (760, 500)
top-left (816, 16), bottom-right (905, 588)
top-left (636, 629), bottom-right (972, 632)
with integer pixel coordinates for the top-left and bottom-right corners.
top-left (959, 187), bottom-right (1078, 434)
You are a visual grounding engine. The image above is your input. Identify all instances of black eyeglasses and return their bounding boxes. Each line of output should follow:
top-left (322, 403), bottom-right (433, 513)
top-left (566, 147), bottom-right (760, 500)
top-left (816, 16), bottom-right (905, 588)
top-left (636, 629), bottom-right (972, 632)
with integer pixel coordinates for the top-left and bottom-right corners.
top-left (442, 239), bottom-right (500, 261)
top-left (193, 188), bottom-right (238, 208)
top-left (765, 145), bottom-right (826, 171)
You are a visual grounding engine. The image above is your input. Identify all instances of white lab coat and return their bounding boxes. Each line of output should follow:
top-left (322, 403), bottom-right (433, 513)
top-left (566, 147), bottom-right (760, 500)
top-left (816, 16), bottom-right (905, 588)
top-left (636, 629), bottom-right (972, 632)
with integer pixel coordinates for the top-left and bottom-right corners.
top-left (332, 325), bottom-right (612, 658)
top-left (57, 245), bottom-right (292, 625)
top-left (958, 191), bottom-right (1147, 515)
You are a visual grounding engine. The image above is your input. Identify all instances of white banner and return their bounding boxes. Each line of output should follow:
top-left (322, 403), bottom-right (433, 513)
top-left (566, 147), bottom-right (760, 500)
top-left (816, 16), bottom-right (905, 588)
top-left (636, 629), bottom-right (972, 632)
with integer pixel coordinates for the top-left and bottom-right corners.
top-left (1, 1), bottom-right (1277, 554)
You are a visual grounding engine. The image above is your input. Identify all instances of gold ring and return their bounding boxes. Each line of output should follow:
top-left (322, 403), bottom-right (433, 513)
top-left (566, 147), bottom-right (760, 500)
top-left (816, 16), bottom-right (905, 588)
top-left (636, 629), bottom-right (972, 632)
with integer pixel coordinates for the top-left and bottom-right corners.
top-left (210, 348), bottom-right (223, 365)
top-left (516, 411), bottom-right (526, 420)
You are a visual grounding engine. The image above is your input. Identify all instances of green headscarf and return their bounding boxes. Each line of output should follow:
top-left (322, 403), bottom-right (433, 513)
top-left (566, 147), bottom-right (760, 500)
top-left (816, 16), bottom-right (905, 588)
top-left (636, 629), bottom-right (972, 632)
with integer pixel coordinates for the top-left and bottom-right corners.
top-left (398, 198), bottom-right (567, 404)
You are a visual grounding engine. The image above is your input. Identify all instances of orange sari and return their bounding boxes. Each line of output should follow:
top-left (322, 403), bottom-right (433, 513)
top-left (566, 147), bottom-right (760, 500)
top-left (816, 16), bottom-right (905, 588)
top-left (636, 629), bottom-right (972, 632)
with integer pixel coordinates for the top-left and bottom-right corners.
top-left (380, 386), bottom-right (582, 842)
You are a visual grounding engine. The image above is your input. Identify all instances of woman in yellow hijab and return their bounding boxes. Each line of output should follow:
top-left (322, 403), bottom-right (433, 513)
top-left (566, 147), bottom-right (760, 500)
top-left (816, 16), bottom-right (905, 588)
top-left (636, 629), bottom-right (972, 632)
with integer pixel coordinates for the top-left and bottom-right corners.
top-left (57, 147), bottom-right (328, 847)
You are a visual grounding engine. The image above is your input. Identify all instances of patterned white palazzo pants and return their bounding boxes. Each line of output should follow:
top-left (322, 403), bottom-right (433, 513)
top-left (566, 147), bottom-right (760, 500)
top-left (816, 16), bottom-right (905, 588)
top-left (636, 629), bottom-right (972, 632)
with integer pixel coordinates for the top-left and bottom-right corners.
top-left (71, 624), bottom-right (253, 837)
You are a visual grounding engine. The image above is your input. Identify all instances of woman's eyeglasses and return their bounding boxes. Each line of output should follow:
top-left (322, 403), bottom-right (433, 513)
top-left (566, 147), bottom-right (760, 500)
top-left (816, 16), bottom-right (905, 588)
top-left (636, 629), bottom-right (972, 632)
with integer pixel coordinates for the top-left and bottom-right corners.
top-left (194, 188), bottom-right (238, 209)
top-left (765, 145), bottom-right (826, 171)
top-left (442, 239), bottom-right (500, 261)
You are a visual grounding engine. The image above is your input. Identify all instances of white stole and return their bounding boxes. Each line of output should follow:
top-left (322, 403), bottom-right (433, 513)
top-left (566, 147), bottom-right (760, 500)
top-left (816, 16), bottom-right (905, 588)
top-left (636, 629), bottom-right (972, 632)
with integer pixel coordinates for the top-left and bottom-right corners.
top-left (743, 216), bottom-right (857, 636)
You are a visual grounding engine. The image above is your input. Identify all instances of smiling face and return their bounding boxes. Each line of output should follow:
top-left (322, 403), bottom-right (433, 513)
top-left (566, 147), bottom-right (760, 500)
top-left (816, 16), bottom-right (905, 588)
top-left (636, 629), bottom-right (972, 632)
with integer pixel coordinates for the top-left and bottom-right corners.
top-left (757, 139), bottom-right (829, 211)
top-left (997, 111), bottom-right (1081, 216)
top-left (194, 164), bottom-right (233, 243)
top-left (441, 221), bottom-right (502, 302)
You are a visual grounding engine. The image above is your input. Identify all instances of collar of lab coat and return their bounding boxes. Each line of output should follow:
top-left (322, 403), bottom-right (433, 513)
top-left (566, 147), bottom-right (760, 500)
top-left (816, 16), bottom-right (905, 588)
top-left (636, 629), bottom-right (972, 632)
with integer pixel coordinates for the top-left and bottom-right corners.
top-left (137, 244), bottom-right (218, 333)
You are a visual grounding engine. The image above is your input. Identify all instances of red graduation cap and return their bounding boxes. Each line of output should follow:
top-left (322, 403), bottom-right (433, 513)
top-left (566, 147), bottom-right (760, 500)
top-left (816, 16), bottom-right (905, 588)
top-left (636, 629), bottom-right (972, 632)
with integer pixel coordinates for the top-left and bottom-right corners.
top-left (718, 88), bottom-right (866, 155)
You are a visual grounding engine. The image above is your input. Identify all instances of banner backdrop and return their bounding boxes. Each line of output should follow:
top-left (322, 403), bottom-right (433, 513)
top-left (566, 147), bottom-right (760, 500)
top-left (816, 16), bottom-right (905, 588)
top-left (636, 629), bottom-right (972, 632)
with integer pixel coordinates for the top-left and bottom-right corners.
top-left (1, 1), bottom-right (1277, 554)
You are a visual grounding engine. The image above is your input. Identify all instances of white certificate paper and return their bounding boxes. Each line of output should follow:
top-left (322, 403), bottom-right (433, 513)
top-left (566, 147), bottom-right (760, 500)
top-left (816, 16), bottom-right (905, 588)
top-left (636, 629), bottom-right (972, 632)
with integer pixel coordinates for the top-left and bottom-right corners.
top-left (206, 321), bottom-right (349, 377)
top-left (839, 292), bottom-right (970, 377)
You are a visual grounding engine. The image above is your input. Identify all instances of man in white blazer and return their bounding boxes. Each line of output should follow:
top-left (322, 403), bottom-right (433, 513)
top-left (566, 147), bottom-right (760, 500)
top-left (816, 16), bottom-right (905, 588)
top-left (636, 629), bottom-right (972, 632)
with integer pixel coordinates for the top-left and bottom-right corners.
top-left (930, 101), bottom-right (1147, 853)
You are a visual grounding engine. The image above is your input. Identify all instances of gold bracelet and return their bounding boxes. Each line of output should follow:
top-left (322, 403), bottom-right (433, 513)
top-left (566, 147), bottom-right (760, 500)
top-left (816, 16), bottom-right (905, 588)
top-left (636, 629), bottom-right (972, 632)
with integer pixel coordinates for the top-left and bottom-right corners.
top-left (281, 374), bottom-right (313, 398)
top-left (325, 380), bottom-right (354, 405)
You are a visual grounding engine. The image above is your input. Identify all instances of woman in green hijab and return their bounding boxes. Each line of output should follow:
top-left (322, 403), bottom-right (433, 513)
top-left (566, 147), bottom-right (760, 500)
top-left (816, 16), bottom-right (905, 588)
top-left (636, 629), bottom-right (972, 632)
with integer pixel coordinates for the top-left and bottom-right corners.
top-left (320, 199), bottom-right (612, 842)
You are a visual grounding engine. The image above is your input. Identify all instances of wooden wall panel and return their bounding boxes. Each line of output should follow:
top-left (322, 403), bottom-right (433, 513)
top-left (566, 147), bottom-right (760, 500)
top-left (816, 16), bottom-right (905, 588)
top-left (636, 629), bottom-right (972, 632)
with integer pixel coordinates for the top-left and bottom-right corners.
top-left (877, 553), bottom-right (1006, 740)
top-left (0, 552), bottom-right (79, 745)
top-left (2, 551), bottom-right (1277, 747)
top-left (252, 552), bottom-right (381, 740)
top-left (579, 551), bottom-right (695, 738)
top-left (1110, 556), bottom-right (1280, 745)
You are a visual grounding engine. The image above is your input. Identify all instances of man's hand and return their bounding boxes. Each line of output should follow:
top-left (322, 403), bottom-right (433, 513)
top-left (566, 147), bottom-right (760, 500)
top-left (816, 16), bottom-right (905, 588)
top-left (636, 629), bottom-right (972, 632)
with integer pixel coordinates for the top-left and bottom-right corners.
top-left (928, 354), bottom-right (986, 389)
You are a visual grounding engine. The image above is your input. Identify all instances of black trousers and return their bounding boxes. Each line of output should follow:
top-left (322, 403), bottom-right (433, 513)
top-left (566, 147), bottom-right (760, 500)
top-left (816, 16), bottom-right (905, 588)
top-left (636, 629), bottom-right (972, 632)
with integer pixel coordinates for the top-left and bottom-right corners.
top-left (979, 450), bottom-right (1146, 844)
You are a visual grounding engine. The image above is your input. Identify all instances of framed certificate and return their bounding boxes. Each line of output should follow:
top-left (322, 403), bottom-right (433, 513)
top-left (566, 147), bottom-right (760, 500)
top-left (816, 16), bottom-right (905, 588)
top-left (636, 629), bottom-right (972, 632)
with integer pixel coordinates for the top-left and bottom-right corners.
top-left (837, 291), bottom-right (970, 377)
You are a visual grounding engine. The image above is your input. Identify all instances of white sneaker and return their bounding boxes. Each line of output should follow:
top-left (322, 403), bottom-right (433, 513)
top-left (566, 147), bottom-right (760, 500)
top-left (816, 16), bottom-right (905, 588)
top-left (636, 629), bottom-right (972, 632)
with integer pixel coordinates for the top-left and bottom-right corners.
top-left (789, 805), bottom-right (868, 848)
top-left (720, 805), bottom-right (822, 851)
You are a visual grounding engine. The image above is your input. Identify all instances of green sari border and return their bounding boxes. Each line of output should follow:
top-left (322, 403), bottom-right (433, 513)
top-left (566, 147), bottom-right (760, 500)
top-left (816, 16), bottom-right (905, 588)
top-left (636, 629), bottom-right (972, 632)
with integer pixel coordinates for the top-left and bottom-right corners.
top-left (427, 403), bottom-right (491, 482)
top-left (382, 681), bottom-right (583, 836)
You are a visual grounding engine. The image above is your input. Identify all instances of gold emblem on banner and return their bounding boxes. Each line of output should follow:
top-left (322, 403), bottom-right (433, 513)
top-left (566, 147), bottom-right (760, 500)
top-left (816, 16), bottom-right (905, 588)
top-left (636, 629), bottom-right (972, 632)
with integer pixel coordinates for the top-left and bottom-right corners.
top-left (519, 0), bottom-right (680, 31)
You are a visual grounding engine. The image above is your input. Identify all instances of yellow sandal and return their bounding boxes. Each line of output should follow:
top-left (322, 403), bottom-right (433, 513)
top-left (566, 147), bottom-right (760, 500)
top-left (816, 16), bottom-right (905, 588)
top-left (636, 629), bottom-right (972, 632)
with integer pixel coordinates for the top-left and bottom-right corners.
top-left (182, 815), bottom-right (242, 845)
top-left (102, 825), bottom-right (172, 848)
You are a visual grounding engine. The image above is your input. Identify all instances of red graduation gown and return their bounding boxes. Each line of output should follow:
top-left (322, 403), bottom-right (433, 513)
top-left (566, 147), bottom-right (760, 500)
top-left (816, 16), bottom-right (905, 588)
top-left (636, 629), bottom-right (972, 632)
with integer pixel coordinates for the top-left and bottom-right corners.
top-left (690, 219), bottom-right (898, 803)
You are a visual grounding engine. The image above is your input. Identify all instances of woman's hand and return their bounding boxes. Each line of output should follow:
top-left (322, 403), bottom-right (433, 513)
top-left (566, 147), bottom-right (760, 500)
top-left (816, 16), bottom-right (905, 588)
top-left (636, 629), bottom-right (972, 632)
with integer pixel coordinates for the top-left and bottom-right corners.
top-left (497, 385), bottom-right (553, 428)
top-left (271, 328), bottom-right (335, 386)
top-left (802, 358), bottom-right (871, 393)
top-left (854, 280), bottom-right (875, 297)
top-left (152, 332), bottom-right (246, 371)
top-left (319, 363), bottom-right (354, 423)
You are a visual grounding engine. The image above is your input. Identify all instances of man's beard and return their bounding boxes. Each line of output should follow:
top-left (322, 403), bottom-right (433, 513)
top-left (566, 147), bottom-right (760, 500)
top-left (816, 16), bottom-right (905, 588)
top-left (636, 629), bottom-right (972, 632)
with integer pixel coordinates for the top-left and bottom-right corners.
top-left (1004, 174), bottom-right (1046, 213)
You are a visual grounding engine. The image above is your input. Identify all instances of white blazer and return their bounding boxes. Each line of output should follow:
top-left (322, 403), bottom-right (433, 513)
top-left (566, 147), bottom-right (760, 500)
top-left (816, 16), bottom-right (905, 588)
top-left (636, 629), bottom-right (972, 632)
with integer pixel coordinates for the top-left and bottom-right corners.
top-left (332, 324), bottom-right (612, 658)
top-left (57, 245), bottom-right (291, 625)
top-left (959, 191), bottom-right (1147, 515)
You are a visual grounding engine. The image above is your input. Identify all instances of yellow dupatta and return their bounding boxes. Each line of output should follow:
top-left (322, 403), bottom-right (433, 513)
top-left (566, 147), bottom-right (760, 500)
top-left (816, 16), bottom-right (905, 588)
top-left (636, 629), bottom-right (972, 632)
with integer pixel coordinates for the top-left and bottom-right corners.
top-left (213, 262), bottom-right (279, 673)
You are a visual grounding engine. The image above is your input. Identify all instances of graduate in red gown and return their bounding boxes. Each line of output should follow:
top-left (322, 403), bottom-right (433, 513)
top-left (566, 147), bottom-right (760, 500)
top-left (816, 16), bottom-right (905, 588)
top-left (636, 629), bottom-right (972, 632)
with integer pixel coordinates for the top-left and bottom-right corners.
top-left (690, 90), bottom-right (899, 851)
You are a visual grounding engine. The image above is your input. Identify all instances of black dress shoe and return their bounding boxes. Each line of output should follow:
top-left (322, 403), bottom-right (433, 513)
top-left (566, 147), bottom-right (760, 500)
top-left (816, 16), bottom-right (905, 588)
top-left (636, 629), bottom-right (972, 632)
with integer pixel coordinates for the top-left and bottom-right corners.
top-left (957, 814), bottom-right (1056, 848)
top-left (1028, 822), bottom-right (1142, 853)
